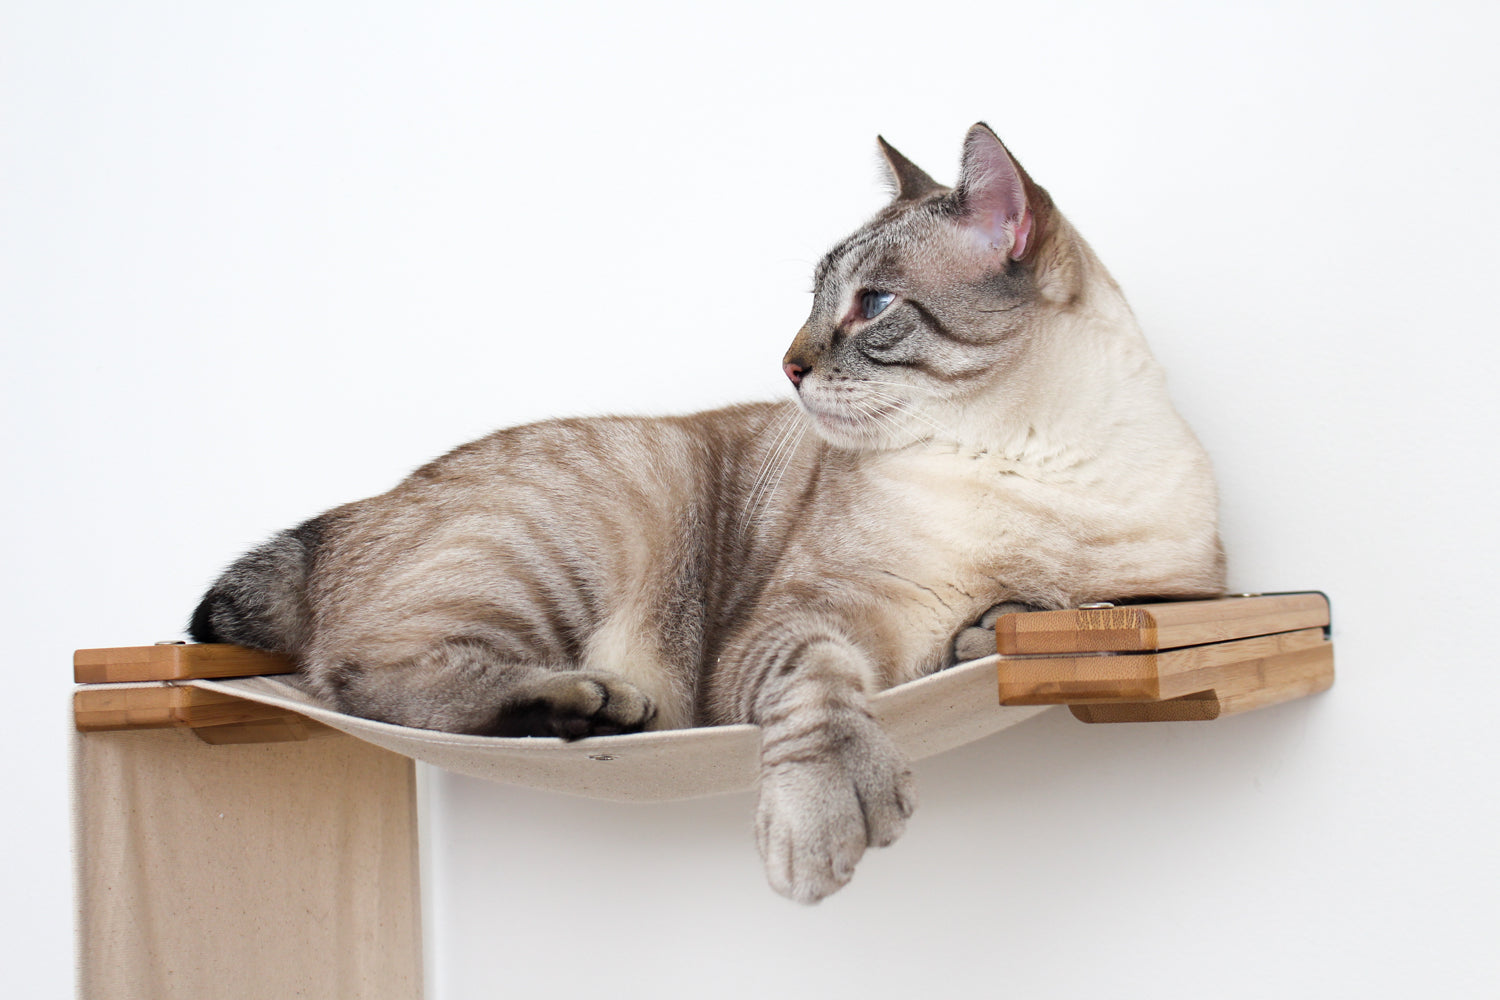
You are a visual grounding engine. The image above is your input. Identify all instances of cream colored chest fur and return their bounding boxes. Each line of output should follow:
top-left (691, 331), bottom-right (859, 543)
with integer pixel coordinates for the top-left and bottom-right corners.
top-left (821, 438), bottom-right (1219, 682)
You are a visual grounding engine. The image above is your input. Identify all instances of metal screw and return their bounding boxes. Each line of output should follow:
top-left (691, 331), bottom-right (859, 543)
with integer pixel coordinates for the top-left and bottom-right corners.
top-left (587, 754), bottom-right (618, 761)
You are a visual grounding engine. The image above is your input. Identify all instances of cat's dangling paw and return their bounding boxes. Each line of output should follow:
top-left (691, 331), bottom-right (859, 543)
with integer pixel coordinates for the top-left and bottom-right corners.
top-left (754, 718), bottom-right (916, 904)
top-left (495, 670), bottom-right (656, 739)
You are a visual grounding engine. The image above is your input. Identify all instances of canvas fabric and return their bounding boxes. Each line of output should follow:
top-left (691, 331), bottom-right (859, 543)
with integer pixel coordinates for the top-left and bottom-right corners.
top-left (72, 725), bottom-right (422, 1000)
top-left (189, 654), bottom-right (1050, 802)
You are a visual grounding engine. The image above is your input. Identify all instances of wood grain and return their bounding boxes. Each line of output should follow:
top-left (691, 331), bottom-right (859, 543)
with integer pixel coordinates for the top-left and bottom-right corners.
top-left (1069, 641), bottom-right (1334, 723)
top-left (995, 592), bottom-right (1330, 655)
top-left (997, 628), bottom-right (1328, 705)
top-left (74, 644), bottom-right (294, 683)
top-left (73, 685), bottom-right (310, 743)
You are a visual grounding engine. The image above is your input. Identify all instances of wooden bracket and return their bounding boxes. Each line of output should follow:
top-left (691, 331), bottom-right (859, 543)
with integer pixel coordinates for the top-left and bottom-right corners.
top-left (995, 593), bottom-right (1334, 723)
top-left (74, 644), bottom-right (305, 743)
top-left (74, 643), bottom-right (293, 684)
top-left (73, 684), bottom-right (315, 744)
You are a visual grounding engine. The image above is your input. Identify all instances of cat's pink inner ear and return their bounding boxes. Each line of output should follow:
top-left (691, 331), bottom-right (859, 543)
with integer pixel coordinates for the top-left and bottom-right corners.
top-left (959, 126), bottom-right (1031, 260)
top-left (1010, 209), bottom-right (1033, 260)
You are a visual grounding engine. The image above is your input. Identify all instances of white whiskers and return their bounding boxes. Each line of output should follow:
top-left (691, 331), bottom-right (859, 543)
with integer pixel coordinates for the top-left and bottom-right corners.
top-left (858, 384), bottom-right (955, 444)
top-left (736, 406), bottom-right (808, 538)
top-left (859, 378), bottom-right (943, 398)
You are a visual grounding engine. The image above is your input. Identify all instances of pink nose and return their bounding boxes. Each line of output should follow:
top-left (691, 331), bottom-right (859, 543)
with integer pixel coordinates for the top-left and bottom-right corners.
top-left (784, 362), bottom-right (806, 387)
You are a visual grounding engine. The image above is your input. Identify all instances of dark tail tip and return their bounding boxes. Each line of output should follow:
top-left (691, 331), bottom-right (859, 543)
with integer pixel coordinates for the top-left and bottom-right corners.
top-left (188, 591), bottom-right (222, 644)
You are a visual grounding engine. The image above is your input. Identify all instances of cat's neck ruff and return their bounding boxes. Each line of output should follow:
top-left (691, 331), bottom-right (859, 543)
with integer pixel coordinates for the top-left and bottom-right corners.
top-left (879, 292), bottom-right (1193, 480)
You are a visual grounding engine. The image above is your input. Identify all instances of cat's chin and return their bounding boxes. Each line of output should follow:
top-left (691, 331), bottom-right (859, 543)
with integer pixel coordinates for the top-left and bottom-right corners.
top-left (797, 401), bottom-right (905, 452)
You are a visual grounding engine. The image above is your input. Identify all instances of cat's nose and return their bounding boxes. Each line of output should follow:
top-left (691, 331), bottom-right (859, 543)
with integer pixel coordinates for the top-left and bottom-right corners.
top-left (784, 362), bottom-right (807, 388)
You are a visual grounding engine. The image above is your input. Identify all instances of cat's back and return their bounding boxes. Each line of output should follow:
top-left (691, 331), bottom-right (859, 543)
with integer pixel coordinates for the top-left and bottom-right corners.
top-left (304, 402), bottom-right (797, 616)
top-left (352, 401), bottom-right (785, 516)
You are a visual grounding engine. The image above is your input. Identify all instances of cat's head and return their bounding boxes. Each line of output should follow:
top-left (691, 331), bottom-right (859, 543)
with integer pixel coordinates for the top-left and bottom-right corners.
top-left (785, 123), bottom-right (1093, 451)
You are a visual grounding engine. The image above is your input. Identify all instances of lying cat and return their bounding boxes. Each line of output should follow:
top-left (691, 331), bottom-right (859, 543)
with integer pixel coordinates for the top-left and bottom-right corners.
top-left (191, 124), bottom-right (1224, 903)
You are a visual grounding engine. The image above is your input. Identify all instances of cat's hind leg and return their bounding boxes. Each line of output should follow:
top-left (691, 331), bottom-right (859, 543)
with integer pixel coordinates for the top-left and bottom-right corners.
top-left (486, 669), bottom-right (658, 739)
top-left (952, 601), bottom-right (1047, 660)
top-left (308, 638), bottom-right (656, 739)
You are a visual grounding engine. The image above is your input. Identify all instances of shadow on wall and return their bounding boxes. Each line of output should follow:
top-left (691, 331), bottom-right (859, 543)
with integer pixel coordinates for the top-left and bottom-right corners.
top-left (432, 693), bottom-right (1329, 906)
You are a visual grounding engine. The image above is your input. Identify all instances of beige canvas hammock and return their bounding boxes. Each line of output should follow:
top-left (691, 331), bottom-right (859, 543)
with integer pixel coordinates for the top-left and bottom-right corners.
top-left (71, 593), bottom-right (1332, 1000)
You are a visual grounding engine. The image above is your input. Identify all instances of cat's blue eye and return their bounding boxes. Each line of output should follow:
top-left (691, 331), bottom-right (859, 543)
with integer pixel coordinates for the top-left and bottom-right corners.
top-left (860, 290), bottom-right (895, 320)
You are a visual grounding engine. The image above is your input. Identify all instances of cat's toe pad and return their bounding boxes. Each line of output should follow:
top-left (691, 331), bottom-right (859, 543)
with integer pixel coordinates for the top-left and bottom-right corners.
top-left (498, 671), bottom-right (656, 739)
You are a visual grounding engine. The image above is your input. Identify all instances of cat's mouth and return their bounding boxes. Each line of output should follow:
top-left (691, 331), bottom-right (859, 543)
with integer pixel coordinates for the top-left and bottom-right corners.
top-left (797, 395), bottom-right (902, 445)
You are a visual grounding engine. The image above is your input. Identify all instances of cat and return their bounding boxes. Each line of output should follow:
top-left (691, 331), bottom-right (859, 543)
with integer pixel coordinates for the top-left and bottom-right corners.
top-left (190, 123), bottom-right (1225, 903)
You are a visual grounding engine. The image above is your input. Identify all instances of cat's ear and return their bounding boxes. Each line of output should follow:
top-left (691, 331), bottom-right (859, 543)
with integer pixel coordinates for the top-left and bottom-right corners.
top-left (954, 123), bottom-right (1041, 261)
top-left (877, 136), bottom-right (943, 202)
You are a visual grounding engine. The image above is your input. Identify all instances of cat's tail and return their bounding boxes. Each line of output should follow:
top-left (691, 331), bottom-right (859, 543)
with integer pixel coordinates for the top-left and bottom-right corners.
top-left (188, 514), bottom-right (328, 652)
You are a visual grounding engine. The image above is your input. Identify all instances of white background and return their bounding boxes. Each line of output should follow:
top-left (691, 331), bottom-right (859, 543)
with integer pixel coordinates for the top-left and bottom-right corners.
top-left (5, 2), bottom-right (1498, 997)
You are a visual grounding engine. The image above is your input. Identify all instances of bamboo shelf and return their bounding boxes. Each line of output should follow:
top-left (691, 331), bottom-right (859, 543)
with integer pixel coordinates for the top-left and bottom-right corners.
top-left (72, 593), bottom-right (1333, 787)
top-left (993, 592), bottom-right (1333, 722)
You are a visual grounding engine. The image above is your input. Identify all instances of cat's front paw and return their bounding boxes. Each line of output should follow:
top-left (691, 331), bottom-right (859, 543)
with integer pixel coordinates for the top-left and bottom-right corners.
top-left (754, 720), bottom-right (916, 904)
top-left (493, 670), bottom-right (656, 739)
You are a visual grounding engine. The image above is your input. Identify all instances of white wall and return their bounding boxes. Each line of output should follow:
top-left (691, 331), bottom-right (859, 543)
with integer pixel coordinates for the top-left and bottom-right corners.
top-left (5, 2), bottom-right (1497, 997)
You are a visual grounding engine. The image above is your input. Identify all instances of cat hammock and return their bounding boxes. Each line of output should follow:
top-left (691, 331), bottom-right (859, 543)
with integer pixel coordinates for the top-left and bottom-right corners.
top-left (72, 593), bottom-right (1332, 999)
top-left (73, 593), bottom-right (1332, 798)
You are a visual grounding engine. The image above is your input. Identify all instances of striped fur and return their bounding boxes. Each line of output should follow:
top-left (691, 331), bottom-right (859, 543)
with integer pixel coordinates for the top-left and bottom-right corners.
top-left (191, 125), bottom-right (1225, 902)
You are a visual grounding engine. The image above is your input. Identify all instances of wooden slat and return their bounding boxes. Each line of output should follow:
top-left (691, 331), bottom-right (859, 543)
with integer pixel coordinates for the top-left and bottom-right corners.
top-left (1070, 692), bottom-right (1222, 724)
top-left (1154, 628), bottom-right (1328, 700)
top-left (74, 644), bottom-right (294, 683)
top-left (1069, 641), bottom-right (1334, 723)
top-left (74, 686), bottom-right (195, 731)
top-left (74, 685), bottom-right (310, 743)
top-left (997, 628), bottom-right (1327, 706)
top-left (1211, 641), bottom-right (1335, 716)
top-left (995, 592), bottom-right (1330, 655)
